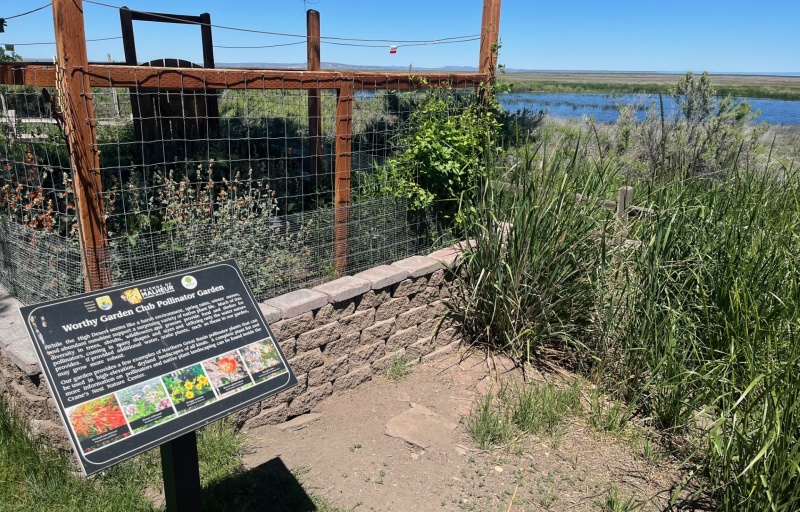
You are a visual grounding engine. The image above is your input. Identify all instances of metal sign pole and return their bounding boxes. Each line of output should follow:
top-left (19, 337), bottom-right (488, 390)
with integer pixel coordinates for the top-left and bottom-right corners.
top-left (161, 431), bottom-right (203, 512)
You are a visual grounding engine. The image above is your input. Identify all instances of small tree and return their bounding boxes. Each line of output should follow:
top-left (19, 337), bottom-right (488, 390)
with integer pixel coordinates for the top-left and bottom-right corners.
top-left (0, 47), bottom-right (21, 63)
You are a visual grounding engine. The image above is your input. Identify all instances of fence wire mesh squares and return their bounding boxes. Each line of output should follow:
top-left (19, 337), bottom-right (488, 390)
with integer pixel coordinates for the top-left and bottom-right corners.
top-left (1, 67), bottom-right (473, 304)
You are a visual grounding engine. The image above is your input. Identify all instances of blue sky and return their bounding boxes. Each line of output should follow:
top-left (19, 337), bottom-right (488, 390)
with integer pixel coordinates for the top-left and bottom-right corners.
top-left (1, 0), bottom-right (798, 73)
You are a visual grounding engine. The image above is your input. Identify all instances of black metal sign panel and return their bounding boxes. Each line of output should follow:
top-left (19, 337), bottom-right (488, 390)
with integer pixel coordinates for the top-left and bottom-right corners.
top-left (20, 260), bottom-right (296, 475)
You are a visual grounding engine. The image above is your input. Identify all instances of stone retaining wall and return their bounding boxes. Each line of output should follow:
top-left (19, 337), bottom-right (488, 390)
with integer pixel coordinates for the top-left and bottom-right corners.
top-left (0, 245), bottom-right (463, 446)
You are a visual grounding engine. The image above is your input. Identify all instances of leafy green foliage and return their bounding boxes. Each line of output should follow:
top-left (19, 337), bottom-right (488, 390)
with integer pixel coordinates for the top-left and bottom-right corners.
top-left (370, 89), bottom-right (501, 226)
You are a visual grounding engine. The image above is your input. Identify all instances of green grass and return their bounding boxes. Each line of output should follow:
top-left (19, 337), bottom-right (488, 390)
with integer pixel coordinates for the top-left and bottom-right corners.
top-left (505, 380), bottom-right (582, 436)
top-left (0, 396), bottom-right (360, 512)
top-left (0, 395), bottom-right (156, 512)
top-left (384, 354), bottom-right (411, 382)
top-left (499, 78), bottom-right (800, 101)
top-left (466, 392), bottom-right (514, 450)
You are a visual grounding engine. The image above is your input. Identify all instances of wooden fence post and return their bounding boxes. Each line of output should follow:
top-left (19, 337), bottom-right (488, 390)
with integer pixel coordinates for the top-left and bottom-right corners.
top-left (307, 9), bottom-right (323, 198)
top-left (616, 186), bottom-right (634, 243)
top-left (52, 0), bottom-right (110, 291)
top-left (334, 79), bottom-right (353, 274)
top-left (479, 0), bottom-right (502, 82)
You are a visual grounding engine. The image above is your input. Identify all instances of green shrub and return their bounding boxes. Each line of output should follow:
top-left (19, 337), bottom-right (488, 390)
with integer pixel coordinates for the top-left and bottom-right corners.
top-left (369, 88), bottom-right (501, 226)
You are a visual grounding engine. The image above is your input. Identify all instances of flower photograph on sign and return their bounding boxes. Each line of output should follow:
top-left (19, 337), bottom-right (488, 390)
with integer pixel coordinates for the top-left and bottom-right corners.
top-left (66, 394), bottom-right (130, 450)
top-left (162, 364), bottom-right (217, 414)
top-left (240, 339), bottom-right (287, 383)
top-left (117, 378), bottom-right (175, 432)
top-left (202, 351), bottom-right (253, 396)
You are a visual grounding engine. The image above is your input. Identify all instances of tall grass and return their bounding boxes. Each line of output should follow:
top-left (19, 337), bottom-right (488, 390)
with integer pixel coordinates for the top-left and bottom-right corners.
top-left (452, 113), bottom-right (800, 508)
top-left (445, 138), bottom-right (614, 365)
top-left (610, 169), bottom-right (800, 510)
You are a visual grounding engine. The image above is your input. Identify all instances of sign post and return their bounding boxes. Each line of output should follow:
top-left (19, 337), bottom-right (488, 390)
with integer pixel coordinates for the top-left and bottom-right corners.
top-left (161, 430), bottom-right (203, 511)
top-left (20, 260), bottom-right (296, 498)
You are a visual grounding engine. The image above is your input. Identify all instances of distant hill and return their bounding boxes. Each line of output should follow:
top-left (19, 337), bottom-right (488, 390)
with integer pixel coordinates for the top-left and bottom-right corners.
top-left (217, 62), bottom-right (480, 72)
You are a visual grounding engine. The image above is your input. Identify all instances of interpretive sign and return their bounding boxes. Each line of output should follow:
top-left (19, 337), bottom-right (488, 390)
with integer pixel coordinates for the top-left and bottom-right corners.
top-left (20, 260), bottom-right (297, 475)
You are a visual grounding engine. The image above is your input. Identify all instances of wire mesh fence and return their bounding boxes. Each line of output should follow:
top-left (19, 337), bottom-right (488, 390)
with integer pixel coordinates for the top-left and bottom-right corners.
top-left (1, 66), bottom-right (477, 304)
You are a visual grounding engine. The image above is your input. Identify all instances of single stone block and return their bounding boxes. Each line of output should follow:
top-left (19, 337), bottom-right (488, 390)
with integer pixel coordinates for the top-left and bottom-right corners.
top-left (375, 296), bottom-right (411, 322)
top-left (386, 326), bottom-right (419, 352)
top-left (258, 302), bottom-right (282, 323)
top-left (409, 286), bottom-right (440, 308)
top-left (340, 308), bottom-right (376, 333)
top-left (393, 277), bottom-right (428, 298)
top-left (278, 337), bottom-right (297, 359)
top-left (313, 276), bottom-right (371, 303)
top-left (323, 331), bottom-right (361, 359)
top-left (243, 403), bottom-right (289, 429)
top-left (4, 339), bottom-right (40, 376)
top-left (354, 265), bottom-right (410, 290)
top-left (392, 255), bottom-right (443, 278)
top-left (350, 341), bottom-right (386, 367)
top-left (308, 355), bottom-right (350, 387)
top-left (333, 365), bottom-right (372, 393)
top-left (406, 336), bottom-right (436, 360)
top-left (314, 301), bottom-right (356, 327)
top-left (288, 348), bottom-right (324, 374)
top-left (288, 382), bottom-right (333, 416)
top-left (427, 247), bottom-right (460, 267)
top-left (395, 305), bottom-right (430, 330)
top-left (427, 269), bottom-right (446, 287)
top-left (357, 289), bottom-right (391, 311)
top-left (411, 310), bottom-right (443, 339)
top-left (296, 322), bottom-right (342, 352)
top-left (270, 312), bottom-right (314, 341)
top-left (452, 239), bottom-right (477, 252)
top-left (265, 289), bottom-right (329, 319)
top-left (434, 326), bottom-right (460, 346)
top-left (429, 300), bottom-right (448, 317)
top-left (361, 318), bottom-right (395, 344)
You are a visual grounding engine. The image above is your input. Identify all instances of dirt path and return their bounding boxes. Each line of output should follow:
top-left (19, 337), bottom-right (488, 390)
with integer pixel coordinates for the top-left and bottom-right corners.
top-left (241, 351), bottom-right (691, 512)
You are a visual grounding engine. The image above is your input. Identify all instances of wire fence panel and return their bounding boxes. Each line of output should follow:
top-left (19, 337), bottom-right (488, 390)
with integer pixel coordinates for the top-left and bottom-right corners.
top-left (1, 65), bottom-right (475, 304)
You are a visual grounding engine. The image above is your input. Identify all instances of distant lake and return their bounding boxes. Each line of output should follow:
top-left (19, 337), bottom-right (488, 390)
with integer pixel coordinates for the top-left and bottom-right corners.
top-left (498, 92), bottom-right (800, 125)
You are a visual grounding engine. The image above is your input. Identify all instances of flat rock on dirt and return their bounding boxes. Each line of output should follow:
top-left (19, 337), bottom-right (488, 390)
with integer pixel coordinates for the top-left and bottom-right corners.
top-left (384, 405), bottom-right (458, 451)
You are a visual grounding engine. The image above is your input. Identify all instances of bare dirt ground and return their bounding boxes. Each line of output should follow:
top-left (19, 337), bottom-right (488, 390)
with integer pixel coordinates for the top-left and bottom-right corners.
top-left (242, 351), bottom-right (695, 512)
top-left (504, 71), bottom-right (800, 88)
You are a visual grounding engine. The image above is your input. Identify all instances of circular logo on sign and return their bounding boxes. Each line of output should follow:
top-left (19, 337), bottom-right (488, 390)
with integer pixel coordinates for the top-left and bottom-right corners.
top-left (181, 275), bottom-right (198, 290)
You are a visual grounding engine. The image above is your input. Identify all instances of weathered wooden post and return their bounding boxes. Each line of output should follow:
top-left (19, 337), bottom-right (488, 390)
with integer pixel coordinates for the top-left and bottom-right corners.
top-left (616, 185), bottom-right (634, 244)
top-left (479, 0), bottom-right (502, 83)
top-left (52, 0), bottom-right (110, 291)
top-left (307, 9), bottom-right (323, 197)
top-left (334, 79), bottom-right (353, 274)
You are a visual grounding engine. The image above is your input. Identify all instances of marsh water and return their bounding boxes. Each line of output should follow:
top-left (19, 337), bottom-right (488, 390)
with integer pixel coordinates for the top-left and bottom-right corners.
top-left (498, 92), bottom-right (800, 125)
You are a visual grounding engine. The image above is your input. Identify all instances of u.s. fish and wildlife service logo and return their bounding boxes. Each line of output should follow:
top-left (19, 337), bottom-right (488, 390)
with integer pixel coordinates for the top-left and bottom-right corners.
top-left (121, 288), bottom-right (143, 305)
top-left (181, 275), bottom-right (198, 290)
top-left (95, 295), bottom-right (113, 311)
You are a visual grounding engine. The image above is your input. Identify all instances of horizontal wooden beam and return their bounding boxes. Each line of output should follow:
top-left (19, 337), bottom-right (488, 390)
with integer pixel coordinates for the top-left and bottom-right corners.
top-left (0, 62), bottom-right (487, 91)
top-left (0, 63), bottom-right (56, 87)
top-left (123, 8), bottom-right (204, 25)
